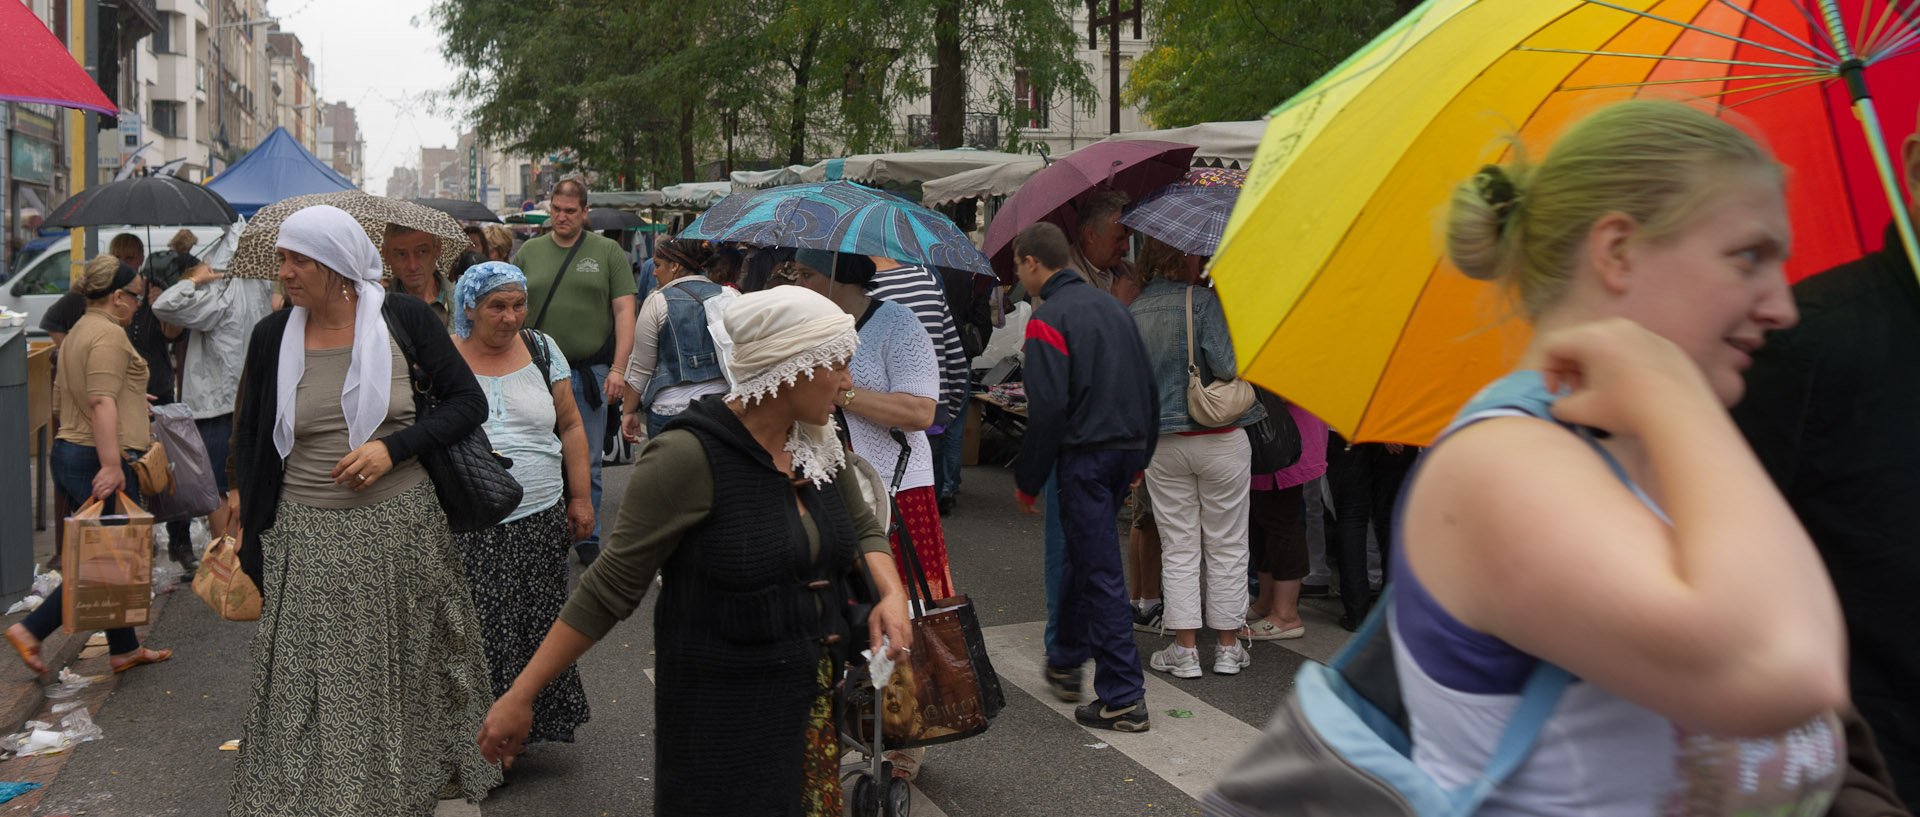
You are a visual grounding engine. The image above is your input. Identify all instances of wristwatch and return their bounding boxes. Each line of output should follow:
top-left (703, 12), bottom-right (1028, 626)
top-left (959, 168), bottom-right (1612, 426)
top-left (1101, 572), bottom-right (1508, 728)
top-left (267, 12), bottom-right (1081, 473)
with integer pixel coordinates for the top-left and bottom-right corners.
top-left (840, 388), bottom-right (858, 408)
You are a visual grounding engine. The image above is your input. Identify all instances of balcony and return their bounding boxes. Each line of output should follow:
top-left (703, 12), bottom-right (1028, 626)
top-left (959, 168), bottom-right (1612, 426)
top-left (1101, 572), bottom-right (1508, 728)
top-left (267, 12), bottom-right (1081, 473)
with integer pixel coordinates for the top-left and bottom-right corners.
top-left (906, 114), bottom-right (1000, 150)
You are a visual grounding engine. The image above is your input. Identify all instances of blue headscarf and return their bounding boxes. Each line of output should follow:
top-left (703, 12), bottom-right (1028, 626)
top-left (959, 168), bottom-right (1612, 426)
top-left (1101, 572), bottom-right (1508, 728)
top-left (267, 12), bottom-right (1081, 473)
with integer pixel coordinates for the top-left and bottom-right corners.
top-left (453, 261), bottom-right (529, 338)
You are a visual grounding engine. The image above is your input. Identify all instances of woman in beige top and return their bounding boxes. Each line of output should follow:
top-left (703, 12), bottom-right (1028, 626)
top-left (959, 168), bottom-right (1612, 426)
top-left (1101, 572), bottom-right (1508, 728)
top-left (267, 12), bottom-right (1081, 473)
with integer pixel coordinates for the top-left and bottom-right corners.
top-left (4, 255), bottom-right (174, 676)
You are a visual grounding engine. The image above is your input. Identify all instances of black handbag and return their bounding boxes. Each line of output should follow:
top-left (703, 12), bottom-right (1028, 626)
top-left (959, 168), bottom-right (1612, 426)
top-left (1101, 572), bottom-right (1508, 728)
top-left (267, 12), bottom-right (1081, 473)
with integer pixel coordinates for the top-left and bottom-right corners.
top-left (382, 309), bottom-right (522, 533)
top-left (1249, 386), bottom-right (1304, 474)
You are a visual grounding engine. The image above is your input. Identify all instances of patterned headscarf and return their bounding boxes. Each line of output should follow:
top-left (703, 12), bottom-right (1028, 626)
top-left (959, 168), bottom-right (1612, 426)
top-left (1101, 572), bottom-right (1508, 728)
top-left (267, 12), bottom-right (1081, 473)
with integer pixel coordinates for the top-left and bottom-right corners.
top-left (452, 261), bottom-right (528, 338)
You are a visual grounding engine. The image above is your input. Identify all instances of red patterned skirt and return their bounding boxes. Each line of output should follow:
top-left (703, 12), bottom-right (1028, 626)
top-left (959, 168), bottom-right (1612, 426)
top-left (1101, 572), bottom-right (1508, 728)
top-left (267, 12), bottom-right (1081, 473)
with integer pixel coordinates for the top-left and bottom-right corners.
top-left (888, 486), bottom-right (954, 600)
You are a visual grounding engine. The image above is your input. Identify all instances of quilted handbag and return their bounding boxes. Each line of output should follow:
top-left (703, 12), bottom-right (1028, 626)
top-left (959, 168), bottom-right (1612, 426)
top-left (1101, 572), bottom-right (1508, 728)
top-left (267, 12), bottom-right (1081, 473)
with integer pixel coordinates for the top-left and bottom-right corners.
top-left (383, 310), bottom-right (522, 533)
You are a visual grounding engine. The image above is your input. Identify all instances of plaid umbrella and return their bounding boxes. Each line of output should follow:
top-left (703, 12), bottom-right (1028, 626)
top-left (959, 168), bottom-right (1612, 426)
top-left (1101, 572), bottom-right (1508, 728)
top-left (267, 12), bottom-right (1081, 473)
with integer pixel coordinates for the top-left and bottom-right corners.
top-left (231, 191), bottom-right (470, 281)
top-left (1117, 168), bottom-right (1247, 256)
top-left (679, 181), bottom-right (993, 278)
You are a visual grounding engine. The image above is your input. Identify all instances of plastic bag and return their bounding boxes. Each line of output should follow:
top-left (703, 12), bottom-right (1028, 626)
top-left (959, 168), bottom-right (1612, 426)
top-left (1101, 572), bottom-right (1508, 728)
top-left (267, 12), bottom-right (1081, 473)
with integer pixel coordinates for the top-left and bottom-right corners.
top-left (60, 707), bottom-right (102, 744)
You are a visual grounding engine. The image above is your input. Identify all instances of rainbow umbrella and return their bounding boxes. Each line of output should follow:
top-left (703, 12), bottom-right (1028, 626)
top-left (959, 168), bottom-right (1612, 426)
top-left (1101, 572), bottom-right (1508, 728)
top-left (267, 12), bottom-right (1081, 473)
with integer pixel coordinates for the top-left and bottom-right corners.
top-left (1212, 0), bottom-right (1920, 446)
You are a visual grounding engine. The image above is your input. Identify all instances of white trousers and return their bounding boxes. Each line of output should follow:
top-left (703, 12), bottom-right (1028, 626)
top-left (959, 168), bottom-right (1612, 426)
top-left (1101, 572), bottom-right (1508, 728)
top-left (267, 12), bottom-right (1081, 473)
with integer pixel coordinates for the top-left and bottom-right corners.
top-left (1145, 430), bottom-right (1252, 632)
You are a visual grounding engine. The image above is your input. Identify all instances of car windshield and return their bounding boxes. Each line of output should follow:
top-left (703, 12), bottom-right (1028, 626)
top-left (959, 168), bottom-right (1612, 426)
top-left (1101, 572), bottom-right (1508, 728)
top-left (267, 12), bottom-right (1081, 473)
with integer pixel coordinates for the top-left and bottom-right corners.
top-left (12, 249), bottom-right (71, 296)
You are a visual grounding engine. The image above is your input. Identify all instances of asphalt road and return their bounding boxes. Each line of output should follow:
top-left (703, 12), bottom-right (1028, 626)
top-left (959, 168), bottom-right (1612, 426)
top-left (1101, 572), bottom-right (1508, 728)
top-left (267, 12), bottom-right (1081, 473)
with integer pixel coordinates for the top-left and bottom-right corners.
top-left (27, 456), bottom-right (1353, 817)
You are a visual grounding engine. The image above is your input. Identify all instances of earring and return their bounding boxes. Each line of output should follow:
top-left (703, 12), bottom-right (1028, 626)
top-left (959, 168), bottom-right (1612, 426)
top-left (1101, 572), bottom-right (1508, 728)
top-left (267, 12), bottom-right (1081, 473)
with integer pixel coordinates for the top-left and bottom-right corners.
top-left (342, 285), bottom-right (351, 300)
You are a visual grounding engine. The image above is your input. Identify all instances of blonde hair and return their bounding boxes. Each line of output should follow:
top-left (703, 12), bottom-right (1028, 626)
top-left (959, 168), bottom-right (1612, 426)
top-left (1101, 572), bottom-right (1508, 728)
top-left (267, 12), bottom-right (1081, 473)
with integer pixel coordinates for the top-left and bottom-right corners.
top-left (76, 254), bottom-right (123, 297)
top-left (481, 224), bottom-right (514, 260)
top-left (168, 228), bottom-right (198, 254)
top-left (1447, 99), bottom-right (1780, 319)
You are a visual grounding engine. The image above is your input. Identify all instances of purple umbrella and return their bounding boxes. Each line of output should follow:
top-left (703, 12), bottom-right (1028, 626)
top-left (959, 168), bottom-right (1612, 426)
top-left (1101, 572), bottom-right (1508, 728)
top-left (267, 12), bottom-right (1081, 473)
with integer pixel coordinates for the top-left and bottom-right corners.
top-left (982, 140), bottom-right (1197, 282)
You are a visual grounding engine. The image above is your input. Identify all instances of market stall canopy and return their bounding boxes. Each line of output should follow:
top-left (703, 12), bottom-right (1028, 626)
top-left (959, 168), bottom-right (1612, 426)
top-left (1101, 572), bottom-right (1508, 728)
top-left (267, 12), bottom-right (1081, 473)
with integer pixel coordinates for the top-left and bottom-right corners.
top-left (799, 149), bottom-right (1035, 186)
top-left (661, 182), bottom-right (733, 209)
top-left (592, 190), bottom-right (666, 208)
top-left (921, 158), bottom-right (1047, 206)
top-left (730, 165), bottom-right (813, 191)
top-left (204, 127), bottom-right (357, 216)
top-left (410, 197), bottom-right (500, 222)
top-left (0, 0), bottom-right (117, 115)
top-left (1091, 121), bottom-right (1265, 168)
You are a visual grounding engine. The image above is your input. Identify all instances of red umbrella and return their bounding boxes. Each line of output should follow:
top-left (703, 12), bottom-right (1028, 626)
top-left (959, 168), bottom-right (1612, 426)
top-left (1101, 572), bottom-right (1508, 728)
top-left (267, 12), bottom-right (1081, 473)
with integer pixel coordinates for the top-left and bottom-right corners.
top-left (0, 0), bottom-right (117, 116)
top-left (982, 140), bottom-right (1197, 281)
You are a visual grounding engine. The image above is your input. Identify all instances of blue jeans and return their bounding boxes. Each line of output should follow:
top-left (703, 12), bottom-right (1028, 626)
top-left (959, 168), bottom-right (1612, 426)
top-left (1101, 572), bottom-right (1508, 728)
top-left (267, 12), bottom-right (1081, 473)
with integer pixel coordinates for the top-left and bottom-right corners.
top-left (164, 413), bottom-right (233, 549)
top-left (646, 409), bottom-right (674, 439)
top-left (569, 364), bottom-right (609, 549)
top-left (32, 440), bottom-right (143, 654)
top-left (1047, 449), bottom-right (1148, 707)
top-left (930, 402), bottom-right (967, 500)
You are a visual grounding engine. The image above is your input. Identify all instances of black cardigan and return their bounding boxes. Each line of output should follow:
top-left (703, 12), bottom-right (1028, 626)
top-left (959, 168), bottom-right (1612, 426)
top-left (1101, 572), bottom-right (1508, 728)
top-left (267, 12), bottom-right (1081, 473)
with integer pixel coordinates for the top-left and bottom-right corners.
top-left (231, 294), bottom-right (486, 588)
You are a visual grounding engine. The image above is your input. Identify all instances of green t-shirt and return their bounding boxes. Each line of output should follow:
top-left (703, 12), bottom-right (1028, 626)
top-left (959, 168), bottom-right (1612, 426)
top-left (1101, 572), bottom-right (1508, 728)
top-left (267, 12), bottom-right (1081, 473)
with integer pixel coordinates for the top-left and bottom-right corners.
top-left (513, 231), bottom-right (637, 362)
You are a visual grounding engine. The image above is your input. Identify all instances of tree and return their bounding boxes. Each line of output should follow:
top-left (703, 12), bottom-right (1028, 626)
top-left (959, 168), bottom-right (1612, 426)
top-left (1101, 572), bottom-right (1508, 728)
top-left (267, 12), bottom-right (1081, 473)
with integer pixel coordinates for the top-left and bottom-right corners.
top-left (1124, 0), bottom-right (1416, 128)
top-left (909, 0), bottom-right (1097, 151)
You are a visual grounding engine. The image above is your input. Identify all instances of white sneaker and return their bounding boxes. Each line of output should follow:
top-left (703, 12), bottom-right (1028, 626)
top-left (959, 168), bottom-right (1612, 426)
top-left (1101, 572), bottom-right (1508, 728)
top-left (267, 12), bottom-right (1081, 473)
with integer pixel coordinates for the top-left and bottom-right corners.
top-left (1214, 644), bottom-right (1252, 676)
top-left (1149, 645), bottom-right (1202, 679)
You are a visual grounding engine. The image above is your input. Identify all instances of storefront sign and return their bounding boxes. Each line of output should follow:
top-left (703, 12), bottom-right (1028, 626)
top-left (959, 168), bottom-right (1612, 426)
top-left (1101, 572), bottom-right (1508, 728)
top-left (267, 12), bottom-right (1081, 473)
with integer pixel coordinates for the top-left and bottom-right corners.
top-left (11, 136), bottom-right (54, 185)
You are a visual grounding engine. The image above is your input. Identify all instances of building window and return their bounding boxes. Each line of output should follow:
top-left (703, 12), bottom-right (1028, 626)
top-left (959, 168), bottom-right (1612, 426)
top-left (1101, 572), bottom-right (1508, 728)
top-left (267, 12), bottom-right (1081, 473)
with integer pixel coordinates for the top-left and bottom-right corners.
top-left (1014, 70), bottom-right (1050, 130)
top-left (152, 100), bottom-right (183, 138)
top-left (153, 14), bottom-right (175, 54)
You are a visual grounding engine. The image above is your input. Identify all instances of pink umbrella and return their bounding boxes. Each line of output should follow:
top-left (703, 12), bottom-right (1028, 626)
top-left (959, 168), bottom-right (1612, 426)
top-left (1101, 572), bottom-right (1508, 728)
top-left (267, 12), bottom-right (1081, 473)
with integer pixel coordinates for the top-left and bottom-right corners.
top-left (0, 0), bottom-right (117, 116)
top-left (982, 140), bottom-right (1197, 282)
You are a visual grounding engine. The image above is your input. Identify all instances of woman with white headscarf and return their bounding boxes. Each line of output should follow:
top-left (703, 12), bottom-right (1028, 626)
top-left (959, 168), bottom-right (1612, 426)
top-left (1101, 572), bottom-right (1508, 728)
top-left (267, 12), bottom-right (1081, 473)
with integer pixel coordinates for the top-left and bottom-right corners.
top-left (477, 286), bottom-right (915, 817)
top-left (450, 261), bottom-right (594, 749)
top-left (226, 205), bottom-right (501, 815)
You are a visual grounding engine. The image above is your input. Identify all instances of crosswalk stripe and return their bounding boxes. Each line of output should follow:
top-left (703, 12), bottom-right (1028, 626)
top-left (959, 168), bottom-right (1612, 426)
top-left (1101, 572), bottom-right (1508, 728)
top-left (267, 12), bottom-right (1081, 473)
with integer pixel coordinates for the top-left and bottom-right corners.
top-left (637, 668), bottom-right (951, 817)
top-left (981, 620), bottom-right (1265, 801)
top-left (435, 798), bottom-right (482, 816)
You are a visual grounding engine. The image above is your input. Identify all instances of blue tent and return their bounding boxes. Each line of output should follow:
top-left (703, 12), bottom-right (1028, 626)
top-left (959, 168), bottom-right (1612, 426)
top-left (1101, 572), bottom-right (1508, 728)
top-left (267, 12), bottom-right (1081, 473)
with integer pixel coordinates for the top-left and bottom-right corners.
top-left (204, 126), bottom-right (356, 215)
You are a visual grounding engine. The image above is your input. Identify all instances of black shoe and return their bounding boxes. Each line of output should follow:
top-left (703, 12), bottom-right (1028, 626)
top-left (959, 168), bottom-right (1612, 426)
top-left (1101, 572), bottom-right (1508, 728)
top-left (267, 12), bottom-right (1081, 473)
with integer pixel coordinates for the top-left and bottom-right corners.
top-left (1131, 600), bottom-right (1165, 634)
top-left (937, 495), bottom-right (955, 516)
top-left (1044, 665), bottom-right (1084, 702)
top-left (1075, 699), bottom-right (1150, 732)
top-left (168, 541), bottom-right (199, 575)
top-left (1299, 583), bottom-right (1330, 598)
top-left (1337, 615), bottom-right (1359, 633)
top-left (575, 542), bottom-right (602, 568)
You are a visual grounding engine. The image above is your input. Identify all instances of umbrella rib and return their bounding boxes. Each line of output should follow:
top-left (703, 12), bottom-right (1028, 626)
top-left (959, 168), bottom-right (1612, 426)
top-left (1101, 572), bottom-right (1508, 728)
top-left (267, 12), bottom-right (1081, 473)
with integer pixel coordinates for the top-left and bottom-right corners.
top-left (1857, 0), bottom-right (1907, 54)
top-left (1689, 73), bottom-right (1833, 100)
top-left (1717, 76), bottom-right (1835, 109)
top-left (1712, 0), bottom-right (1840, 61)
top-left (1870, 11), bottom-right (1920, 60)
top-left (1578, 0), bottom-right (1835, 67)
top-left (1515, 47), bottom-right (1827, 71)
top-left (1558, 71), bottom-right (1831, 92)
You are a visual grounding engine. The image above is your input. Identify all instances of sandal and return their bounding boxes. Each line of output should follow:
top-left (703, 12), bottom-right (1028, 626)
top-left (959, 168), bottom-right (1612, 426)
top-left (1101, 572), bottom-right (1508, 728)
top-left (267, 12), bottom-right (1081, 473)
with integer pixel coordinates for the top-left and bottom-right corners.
top-left (110, 647), bottom-right (173, 673)
top-left (5, 626), bottom-right (47, 674)
top-left (1246, 618), bottom-right (1306, 641)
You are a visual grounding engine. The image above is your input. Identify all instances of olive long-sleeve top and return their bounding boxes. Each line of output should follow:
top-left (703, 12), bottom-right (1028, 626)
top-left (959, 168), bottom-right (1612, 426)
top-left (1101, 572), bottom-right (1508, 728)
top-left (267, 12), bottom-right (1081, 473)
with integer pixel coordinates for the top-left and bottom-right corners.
top-left (559, 429), bottom-right (891, 641)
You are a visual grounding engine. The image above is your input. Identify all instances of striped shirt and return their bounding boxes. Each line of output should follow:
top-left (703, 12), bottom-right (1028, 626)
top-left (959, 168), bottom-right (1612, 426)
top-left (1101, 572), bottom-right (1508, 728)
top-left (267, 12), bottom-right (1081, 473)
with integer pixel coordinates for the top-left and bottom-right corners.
top-left (867, 263), bottom-right (970, 428)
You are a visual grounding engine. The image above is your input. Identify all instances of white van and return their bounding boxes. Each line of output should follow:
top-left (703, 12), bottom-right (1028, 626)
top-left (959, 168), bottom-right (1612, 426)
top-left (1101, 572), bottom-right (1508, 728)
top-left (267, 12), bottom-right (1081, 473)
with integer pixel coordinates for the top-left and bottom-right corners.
top-left (0, 222), bottom-right (242, 337)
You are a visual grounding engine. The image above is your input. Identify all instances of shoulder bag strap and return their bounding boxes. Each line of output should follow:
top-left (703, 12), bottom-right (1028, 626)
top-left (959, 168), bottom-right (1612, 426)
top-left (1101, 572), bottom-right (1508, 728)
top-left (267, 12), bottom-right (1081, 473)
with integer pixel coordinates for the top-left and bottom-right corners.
top-left (520, 328), bottom-right (553, 385)
top-left (1184, 285), bottom-right (1198, 378)
top-left (380, 305), bottom-right (430, 415)
top-left (1449, 662), bottom-right (1574, 813)
top-left (530, 237), bottom-right (587, 331)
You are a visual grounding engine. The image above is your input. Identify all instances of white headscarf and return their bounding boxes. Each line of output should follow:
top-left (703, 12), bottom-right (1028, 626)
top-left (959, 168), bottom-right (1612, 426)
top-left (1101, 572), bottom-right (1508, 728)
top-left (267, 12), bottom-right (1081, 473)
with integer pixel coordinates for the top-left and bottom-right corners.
top-left (722, 287), bottom-right (859, 485)
top-left (271, 205), bottom-right (392, 459)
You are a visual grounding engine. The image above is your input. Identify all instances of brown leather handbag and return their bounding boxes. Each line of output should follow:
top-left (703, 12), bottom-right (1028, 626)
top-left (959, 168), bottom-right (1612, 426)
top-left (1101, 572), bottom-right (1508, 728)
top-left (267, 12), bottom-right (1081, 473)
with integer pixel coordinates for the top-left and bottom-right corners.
top-left (130, 440), bottom-right (172, 498)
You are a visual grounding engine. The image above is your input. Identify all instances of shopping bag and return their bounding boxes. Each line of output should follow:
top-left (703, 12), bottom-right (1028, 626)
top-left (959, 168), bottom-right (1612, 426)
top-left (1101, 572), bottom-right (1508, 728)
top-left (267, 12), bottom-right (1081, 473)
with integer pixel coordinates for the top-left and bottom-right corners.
top-left (147, 404), bottom-right (222, 522)
top-left (61, 493), bottom-right (154, 633)
top-left (192, 536), bottom-right (260, 621)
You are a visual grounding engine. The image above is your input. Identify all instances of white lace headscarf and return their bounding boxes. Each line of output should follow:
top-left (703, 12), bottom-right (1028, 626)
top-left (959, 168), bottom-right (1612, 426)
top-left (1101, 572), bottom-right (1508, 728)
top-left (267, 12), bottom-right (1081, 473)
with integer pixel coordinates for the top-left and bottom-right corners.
top-left (722, 287), bottom-right (859, 485)
top-left (271, 205), bottom-right (391, 459)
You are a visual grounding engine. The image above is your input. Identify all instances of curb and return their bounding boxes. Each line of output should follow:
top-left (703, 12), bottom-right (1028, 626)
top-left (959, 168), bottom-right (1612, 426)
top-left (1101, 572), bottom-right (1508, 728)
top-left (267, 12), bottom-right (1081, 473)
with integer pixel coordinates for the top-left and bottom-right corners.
top-left (0, 574), bottom-right (187, 737)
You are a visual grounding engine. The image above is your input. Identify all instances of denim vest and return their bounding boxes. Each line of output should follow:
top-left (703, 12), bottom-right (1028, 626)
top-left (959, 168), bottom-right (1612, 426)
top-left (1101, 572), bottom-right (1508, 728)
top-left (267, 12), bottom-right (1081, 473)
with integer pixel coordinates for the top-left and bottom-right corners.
top-left (643, 277), bottom-right (727, 407)
top-left (1128, 278), bottom-right (1266, 433)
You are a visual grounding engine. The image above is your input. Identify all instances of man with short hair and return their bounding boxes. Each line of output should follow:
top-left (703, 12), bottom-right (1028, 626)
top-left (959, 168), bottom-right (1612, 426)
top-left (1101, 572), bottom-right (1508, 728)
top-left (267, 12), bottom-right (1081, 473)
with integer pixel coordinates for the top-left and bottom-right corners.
top-left (1734, 111), bottom-right (1920, 805)
top-left (1012, 222), bottom-right (1158, 733)
top-left (1069, 190), bottom-right (1138, 303)
top-left (513, 178), bottom-right (637, 566)
top-left (383, 224), bottom-right (455, 329)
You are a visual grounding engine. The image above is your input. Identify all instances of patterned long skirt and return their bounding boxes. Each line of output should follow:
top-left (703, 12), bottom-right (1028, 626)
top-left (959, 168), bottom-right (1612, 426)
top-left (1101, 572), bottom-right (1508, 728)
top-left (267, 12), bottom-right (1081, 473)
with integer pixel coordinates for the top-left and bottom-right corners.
top-left (456, 500), bottom-right (590, 743)
top-left (890, 486), bottom-right (955, 600)
top-left (228, 480), bottom-right (501, 816)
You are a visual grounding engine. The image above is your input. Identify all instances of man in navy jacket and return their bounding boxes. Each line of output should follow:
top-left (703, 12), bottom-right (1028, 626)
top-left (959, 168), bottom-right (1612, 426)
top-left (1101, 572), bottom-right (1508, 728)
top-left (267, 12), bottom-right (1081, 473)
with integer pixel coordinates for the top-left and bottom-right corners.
top-left (1012, 222), bottom-right (1159, 732)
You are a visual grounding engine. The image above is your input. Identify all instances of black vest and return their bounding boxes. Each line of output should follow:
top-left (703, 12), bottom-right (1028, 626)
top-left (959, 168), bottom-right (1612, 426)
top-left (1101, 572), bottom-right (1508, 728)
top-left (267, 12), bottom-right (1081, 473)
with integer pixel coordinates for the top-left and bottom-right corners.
top-left (652, 396), bottom-right (861, 816)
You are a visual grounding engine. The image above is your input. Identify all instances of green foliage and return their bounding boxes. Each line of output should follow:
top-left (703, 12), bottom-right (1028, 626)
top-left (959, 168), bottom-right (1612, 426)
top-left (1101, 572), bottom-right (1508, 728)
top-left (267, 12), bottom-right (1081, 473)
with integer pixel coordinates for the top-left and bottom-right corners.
top-left (1125, 0), bottom-right (1415, 127)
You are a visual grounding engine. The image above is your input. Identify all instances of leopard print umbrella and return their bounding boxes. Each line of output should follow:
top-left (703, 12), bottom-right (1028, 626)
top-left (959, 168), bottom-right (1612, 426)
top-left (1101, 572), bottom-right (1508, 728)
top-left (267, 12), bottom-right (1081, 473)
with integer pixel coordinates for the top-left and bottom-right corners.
top-left (230, 191), bottom-right (469, 281)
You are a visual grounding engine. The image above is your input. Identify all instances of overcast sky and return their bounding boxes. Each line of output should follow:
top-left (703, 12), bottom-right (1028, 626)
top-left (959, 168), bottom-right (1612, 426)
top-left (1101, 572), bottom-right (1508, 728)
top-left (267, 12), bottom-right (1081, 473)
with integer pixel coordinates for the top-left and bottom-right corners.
top-left (272, 0), bottom-right (461, 191)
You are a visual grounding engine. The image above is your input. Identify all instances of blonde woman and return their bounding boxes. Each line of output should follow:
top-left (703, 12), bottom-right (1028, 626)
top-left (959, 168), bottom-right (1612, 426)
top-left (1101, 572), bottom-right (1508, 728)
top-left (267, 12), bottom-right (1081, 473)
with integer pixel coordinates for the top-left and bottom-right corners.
top-left (1396, 100), bottom-right (1845, 811)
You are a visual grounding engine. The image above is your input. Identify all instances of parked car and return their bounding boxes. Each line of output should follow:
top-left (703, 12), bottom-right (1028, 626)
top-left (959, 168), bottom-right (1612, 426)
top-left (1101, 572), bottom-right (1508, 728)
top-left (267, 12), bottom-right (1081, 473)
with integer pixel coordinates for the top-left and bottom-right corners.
top-left (0, 222), bottom-right (240, 337)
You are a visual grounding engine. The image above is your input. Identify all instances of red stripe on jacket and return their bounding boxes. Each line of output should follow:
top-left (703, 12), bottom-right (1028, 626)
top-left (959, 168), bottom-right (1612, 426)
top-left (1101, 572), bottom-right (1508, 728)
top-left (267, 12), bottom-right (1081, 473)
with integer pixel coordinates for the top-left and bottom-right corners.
top-left (1025, 319), bottom-right (1068, 356)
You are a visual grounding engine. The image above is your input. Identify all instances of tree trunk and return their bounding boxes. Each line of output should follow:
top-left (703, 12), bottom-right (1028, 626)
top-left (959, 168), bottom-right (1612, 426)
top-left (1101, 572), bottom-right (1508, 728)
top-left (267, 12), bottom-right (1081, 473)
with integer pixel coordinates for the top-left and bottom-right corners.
top-left (678, 100), bottom-right (697, 183)
top-left (786, 26), bottom-right (821, 167)
top-left (932, 0), bottom-right (964, 149)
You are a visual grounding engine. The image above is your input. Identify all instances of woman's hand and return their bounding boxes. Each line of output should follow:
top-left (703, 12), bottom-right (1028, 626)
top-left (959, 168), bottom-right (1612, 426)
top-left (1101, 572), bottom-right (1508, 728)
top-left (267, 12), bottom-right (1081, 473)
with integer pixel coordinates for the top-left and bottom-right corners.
top-left (1538, 318), bottom-right (1720, 434)
top-left (869, 588), bottom-right (914, 661)
top-left (331, 441), bottom-right (395, 491)
top-left (566, 496), bottom-right (595, 543)
top-left (620, 412), bottom-right (645, 444)
top-left (476, 692), bottom-right (533, 765)
top-left (91, 463), bottom-right (126, 500)
top-left (187, 264), bottom-right (223, 286)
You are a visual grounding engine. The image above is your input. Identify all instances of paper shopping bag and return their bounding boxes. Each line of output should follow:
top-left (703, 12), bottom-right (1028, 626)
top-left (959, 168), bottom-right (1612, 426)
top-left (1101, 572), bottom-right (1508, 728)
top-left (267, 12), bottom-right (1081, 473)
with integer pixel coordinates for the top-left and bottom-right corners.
top-left (61, 492), bottom-right (154, 632)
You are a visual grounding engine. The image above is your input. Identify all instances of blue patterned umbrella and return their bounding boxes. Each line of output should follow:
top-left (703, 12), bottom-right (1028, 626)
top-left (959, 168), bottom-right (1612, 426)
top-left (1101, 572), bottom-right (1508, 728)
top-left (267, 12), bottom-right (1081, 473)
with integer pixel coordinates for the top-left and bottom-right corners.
top-left (1117, 168), bottom-right (1246, 257)
top-left (679, 181), bottom-right (992, 278)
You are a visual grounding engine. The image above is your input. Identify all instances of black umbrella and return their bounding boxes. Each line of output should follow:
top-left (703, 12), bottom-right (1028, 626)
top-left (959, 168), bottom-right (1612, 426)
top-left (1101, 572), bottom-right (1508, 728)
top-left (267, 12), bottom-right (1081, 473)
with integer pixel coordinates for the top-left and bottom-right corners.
top-left (588, 207), bottom-right (647, 231)
top-left (44, 175), bottom-right (238, 227)
top-left (410, 197), bottom-right (501, 222)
